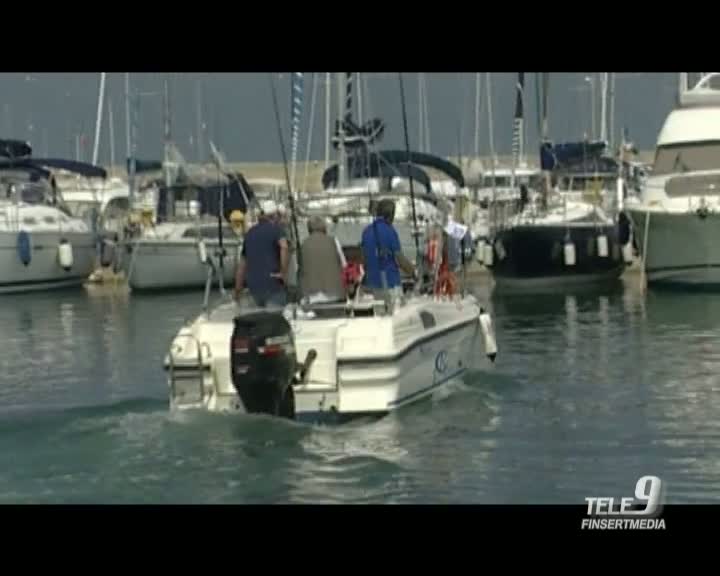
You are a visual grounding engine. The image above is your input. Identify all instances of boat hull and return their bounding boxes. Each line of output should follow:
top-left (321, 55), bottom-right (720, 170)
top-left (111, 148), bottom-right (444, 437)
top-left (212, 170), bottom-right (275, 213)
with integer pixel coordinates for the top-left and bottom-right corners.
top-left (165, 296), bottom-right (487, 420)
top-left (0, 231), bottom-right (96, 294)
top-left (124, 239), bottom-right (242, 291)
top-left (489, 223), bottom-right (625, 290)
top-left (627, 209), bottom-right (720, 287)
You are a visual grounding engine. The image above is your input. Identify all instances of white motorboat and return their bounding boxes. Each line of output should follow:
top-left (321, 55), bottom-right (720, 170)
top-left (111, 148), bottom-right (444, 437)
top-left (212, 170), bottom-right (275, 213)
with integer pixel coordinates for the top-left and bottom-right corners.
top-left (626, 72), bottom-right (720, 287)
top-left (164, 277), bottom-right (497, 421)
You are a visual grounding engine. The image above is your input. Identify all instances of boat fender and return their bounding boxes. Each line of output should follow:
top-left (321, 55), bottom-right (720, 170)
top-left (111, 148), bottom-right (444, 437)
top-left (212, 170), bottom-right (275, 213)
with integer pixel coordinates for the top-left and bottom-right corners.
top-left (58, 239), bottom-right (74, 271)
top-left (16, 231), bottom-right (32, 266)
top-left (597, 234), bottom-right (609, 258)
top-left (483, 242), bottom-right (494, 266)
top-left (494, 239), bottom-right (506, 261)
top-left (197, 239), bottom-right (208, 264)
top-left (697, 205), bottom-right (710, 220)
top-left (100, 238), bottom-right (116, 268)
top-left (622, 240), bottom-right (634, 264)
top-left (479, 308), bottom-right (497, 362)
top-left (564, 240), bottom-right (576, 266)
top-left (617, 211), bottom-right (632, 245)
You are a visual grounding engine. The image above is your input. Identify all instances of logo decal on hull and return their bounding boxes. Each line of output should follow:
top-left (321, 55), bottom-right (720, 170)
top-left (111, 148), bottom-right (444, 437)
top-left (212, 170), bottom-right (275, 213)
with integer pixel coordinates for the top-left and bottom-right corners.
top-left (434, 350), bottom-right (448, 375)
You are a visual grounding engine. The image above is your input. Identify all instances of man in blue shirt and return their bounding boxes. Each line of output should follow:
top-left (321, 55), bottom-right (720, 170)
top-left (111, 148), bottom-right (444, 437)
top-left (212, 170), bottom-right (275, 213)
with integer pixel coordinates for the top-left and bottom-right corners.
top-left (234, 200), bottom-right (289, 307)
top-left (360, 199), bottom-right (416, 295)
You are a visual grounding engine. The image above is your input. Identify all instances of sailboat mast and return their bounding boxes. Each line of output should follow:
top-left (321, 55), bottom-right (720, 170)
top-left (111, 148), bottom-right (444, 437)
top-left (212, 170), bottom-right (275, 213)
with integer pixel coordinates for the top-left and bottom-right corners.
top-left (600, 72), bottom-right (609, 143)
top-left (289, 72), bottom-right (305, 199)
top-left (325, 72), bottom-right (331, 169)
top-left (92, 72), bottom-right (106, 166)
top-left (423, 75), bottom-right (431, 154)
top-left (163, 76), bottom-right (174, 217)
top-left (124, 73), bottom-right (131, 160)
top-left (357, 72), bottom-right (363, 126)
top-left (195, 77), bottom-right (204, 163)
top-left (336, 72), bottom-right (346, 190)
top-left (474, 72), bottom-right (481, 158)
top-left (108, 98), bottom-right (115, 170)
top-left (418, 73), bottom-right (424, 153)
top-left (608, 72), bottom-right (616, 150)
top-left (511, 72), bottom-right (525, 189)
top-left (486, 72), bottom-right (497, 233)
top-left (541, 72), bottom-right (551, 203)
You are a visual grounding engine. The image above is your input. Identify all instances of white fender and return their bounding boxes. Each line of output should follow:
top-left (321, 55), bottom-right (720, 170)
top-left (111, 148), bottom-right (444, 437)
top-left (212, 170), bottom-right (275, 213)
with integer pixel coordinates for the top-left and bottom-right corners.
top-left (564, 240), bottom-right (576, 266)
top-left (483, 242), bottom-right (494, 266)
top-left (479, 310), bottom-right (497, 362)
top-left (58, 240), bottom-right (74, 271)
top-left (197, 239), bottom-right (208, 264)
top-left (622, 241), bottom-right (634, 264)
top-left (495, 239), bottom-right (506, 261)
top-left (597, 234), bottom-right (609, 258)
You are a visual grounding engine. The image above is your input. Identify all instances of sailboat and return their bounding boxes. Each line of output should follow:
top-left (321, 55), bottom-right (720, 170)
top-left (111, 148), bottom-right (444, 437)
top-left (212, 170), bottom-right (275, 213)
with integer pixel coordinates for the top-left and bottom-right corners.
top-left (484, 73), bottom-right (629, 289)
top-left (297, 73), bottom-right (467, 268)
top-left (120, 79), bottom-right (249, 291)
top-left (163, 72), bottom-right (498, 421)
top-left (0, 140), bottom-right (100, 293)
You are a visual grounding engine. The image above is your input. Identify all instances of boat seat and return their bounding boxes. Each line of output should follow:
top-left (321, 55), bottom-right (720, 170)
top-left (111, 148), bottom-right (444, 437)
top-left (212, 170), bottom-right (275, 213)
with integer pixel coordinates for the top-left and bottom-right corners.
top-left (301, 299), bottom-right (381, 319)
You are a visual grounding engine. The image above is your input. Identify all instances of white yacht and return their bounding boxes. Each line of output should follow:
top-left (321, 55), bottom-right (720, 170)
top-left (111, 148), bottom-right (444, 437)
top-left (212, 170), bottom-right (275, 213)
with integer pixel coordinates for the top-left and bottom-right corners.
top-left (626, 73), bottom-right (720, 286)
top-left (0, 170), bottom-right (95, 294)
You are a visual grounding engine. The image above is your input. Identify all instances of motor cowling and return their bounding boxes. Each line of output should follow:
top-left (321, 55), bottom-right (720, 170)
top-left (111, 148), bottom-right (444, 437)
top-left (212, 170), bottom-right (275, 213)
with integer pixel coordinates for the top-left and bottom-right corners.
top-left (230, 311), bottom-right (297, 419)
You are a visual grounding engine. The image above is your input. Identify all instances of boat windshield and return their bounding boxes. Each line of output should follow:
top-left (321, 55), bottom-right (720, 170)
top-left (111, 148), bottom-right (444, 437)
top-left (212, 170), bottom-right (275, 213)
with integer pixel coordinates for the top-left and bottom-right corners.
top-left (65, 200), bottom-right (98, 220)
top-left (653, 141), bottom-right (720, 176)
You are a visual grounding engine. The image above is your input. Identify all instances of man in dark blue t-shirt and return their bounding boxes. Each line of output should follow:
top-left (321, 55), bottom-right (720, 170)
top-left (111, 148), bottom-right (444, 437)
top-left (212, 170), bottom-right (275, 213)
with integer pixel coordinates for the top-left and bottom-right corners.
top-left (360, 199), bottom-right (416, 294)
top-left (234, 200), bottom-right (289, 307)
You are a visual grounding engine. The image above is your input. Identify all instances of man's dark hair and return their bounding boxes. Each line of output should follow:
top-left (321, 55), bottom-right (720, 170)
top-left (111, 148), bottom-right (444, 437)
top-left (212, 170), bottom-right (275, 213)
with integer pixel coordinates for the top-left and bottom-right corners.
top-left (376, 199), bottom-right (395, 223)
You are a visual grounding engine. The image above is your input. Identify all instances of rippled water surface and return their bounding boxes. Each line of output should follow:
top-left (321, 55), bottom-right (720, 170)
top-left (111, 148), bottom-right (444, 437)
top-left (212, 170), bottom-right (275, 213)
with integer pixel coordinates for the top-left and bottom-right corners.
top-left (1, 280), bottom-right (719, 503)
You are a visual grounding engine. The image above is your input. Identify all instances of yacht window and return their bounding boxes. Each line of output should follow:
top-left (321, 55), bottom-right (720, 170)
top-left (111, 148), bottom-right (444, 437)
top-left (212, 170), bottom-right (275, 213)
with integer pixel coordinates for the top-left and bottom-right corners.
top-left (43, 216), bottom-right (57, 224)
top-left (23, 217), bottom-right (38, 225)
top-left (653, 141), bottom-right (720, 175)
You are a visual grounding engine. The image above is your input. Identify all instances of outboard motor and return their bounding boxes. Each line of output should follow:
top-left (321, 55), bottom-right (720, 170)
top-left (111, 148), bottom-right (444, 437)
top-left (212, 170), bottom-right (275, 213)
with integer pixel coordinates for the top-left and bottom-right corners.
top-left (230, 311), bottom-right (297, 419)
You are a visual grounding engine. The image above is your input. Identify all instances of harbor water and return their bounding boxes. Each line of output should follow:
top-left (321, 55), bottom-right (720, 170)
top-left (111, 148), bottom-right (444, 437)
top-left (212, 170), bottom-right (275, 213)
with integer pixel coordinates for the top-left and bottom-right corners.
top-left (1, 279), bottom-right (719, 504)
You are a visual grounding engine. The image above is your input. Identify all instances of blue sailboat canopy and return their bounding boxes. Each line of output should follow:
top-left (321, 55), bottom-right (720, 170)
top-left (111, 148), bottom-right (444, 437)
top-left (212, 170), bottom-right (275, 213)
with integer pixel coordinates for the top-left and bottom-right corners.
top-left (0, 139), bottom-right (32, 159)
top-left (0, 157), bottom-right (107, 179)
top-left (540, 140), bottom-right (617, 174)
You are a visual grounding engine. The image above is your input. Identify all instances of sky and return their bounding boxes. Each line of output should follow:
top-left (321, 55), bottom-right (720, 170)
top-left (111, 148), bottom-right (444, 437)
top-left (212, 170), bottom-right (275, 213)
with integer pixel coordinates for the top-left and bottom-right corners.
top-left (0, 72), bottom-right (683, 166)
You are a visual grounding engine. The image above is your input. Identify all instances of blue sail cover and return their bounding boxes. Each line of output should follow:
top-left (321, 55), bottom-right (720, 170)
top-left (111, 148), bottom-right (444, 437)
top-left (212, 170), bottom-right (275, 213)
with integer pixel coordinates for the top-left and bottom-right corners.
top-left (0, 158), bottom-right (107, 179)
top-left (29, 158), bottom-right (107, 179)
top-left (0, 139), bottom-right (32, 159)
top-left (540, 140), bottom-right (614, 172)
